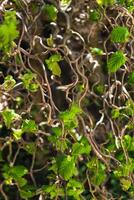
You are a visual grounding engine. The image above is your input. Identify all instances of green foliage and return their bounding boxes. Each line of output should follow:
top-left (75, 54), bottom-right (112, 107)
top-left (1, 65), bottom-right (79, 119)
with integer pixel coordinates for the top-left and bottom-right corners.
top-left (72, 136), bottom-right (91, 157)
top-left (20, 70), bottom-right (39, 92)
top-left (42, 185), bottom-right (64, 199)
top-left (45, 54), bottom-right (62, 76)
top-left (114, 160), bottom-right (134, 178)
top-left (12, 129), bottom-right (23, 140)
top-left (110, 26), bottom-right (130, 43)
top-left (94, 84), bottom-right (105, 94)
top-left (59, 103), bottom-right (82, 129)
top-left (89, 9), bottom-right (101, 22)
top-left (128, 71), bottom-right (134, 85)
top-left (0, 11), bottom-right (19, 53)
top-left (120, 178), bottom-right (131, 191)
top-left (87, 158), bottom-right (106, 186)
top-left (20, 187), bottom-right (35, 199)
top-left (60, 0), bottom-right (72, 10)
top-left (123, 135), bottom-right (134, 151)
top-left (0, 1), bottom-right (134, 200)
top-left (67, 179), bottom-right (84, 199)
top-left (47, 35), bottom-right (54, 47)
top-left (2, 75), bottom-right (16, 91)
top-left (43, 4), bottom-right (58, 22)
top-left (96, 0), bottom-right (116, 6)
top-left (3, 165), bottom-right (28, 186)
top-left (1, 108), bottom-right (20, 129)
top-left (21, 119), bottom-right (38, 133)
top-left (91, 47), bottom-right (104, 55)
top-left (56, 155), bottom-right (77, 180)
top-left (107, 51), bottom-right (127, 73)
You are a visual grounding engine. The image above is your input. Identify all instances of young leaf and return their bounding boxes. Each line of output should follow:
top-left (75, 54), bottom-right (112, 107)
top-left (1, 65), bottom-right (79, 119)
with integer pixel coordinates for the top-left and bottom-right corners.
top-left (107, 51), bottom-right (127, 73)
top-left (12, 129), bottom-right (23, 140)
top-left (72, 137), bottom-right (91, 157)
top-left (90, 47), bottom-right (104, 55)
top-left (57, 155), bottom-right (77, 180)
top-left (60, 0), bottom-right (72, 11)
top-left (20, 70), bottom-right (39, 92)
top-left (3, 75), bottom-right (16, 91)
top-left (1, 108), bottom-right (20, 128)
top-left (59, 103), bottom-right (82, 129)
top-left (43, 4), bottom-right (58, 22)
top-left (89, 10), bottom-right (101, 22)
top-left (110, 26), bottom-right (130, 43)
top-left (45, 54), bottom-right (62, 77)
top-left (128, 71), bottom-right (134, 85)
top-left (120, 178), bottom-right (131, 191)
top-left (3, 165), bottom-right (28, 186)
top-left (21, 119), bottom-right (38, 133)
top-left (0, 11), bottom-right (19, 53)
top-left (96, 0), bottom-right (116, 6)
top-left (67, 179), bottom-right (84, 199)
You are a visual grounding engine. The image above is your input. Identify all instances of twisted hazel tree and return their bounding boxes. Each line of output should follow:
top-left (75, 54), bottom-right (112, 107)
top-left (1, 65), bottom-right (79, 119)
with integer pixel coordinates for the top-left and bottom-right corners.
top-left (0, 0), bottom-right (134, 199)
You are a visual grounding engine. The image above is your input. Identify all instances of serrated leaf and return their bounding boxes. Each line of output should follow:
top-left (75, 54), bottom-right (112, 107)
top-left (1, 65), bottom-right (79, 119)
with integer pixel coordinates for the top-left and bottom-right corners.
top-left (3, 75), bottom-right (16, 91)
top-left (59, 103), bottom-right (82, 129)
top-left (12, 129), bottom-right (23, 140)
top-left (21, 119), bottom-right (38, 133)
top-left (20, 70), bottom-right (39, 92)
top-left (1, 108), bottom-right (20, 129)
top-left (43, 4), bottom-right (58, 22)
top-left (107, 51), bottom-right (126, 73)
top-left (120, 178), bottom-right (131, 191)
top-left (89, 10), bottom-right (101, 22)
top-left (111, 26), bottom-right (130, 43)
top-left (0, 11), bottom-right (19, 53)
top-left (45, 54), bottom-right (62, 77)
top-left (128, 71), bottom-right (134, 85)
top-left (72, 137), bottom-right (91, 157)
top-left (57, 155), bottom-right (77, 180)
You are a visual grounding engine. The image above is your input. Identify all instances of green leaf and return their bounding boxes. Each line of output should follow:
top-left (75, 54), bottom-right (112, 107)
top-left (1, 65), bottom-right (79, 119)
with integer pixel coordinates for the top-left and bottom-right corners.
top-left (12, 129), bottom-right (23, 140)
top-left (3, 75), bottom-right (16, 91)
top-left (107, 51), bottom-right (127, 73)
top-left (20, 185), bottom-right (36, 199)
top-left (1, 108), bottom-right (20, 128)
top-left (20, 70), bottom-right (39, 92)
top-left (128, 71), bottom-right (134, 85)
top-left (87, 159), bottom-right (106, 186)
top-left (120, 178), bottom-right (131, 191)
top-left (72, 137), bottom-right (91, 157)
top-left (59, 103), bottom-right (82, 129)
top-left (91, 47), bottom-right (104, 55)
top-left (21, 119), bottom-right (38, 133)
top-left (110, 26), bottom-right (130, 43)
top-left (47, 35), bottom-right (54, 47)
top-left (96, 0), bottom-right (116, 6)
top-left (60, 0), bottom-right (72, 10)
top-left (57, 155), bottom-right (77, 180)
top-left (89, 10), bottom-right (101, 22)
top-left (123, 135), bottom-right (134, 151)
top-left (3, 165), bottom-right (28, 186)
top-left (43, 4), bottom-right (58, 22)
top-left (0, 11), bottom-right (19, 53)
top-left (20, 190), bottom-right (35, 199)
top-left (25, 143), bottom-right (36, 154)
top-left (111, 108), bottom-right (120, 119)
top-left (45, 54), bottom-right (62, 77)
top-left (67, 179), bottom-right (84, 199)
top-left (42, 185), bottom-right (64, 199)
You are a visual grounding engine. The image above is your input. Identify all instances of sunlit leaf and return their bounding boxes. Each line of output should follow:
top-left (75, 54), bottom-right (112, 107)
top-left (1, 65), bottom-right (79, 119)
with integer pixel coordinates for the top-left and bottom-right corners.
top-left (110, 26), bottom-right (130, 43)
top-left (107, 51), bottom-right (127, 73)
